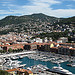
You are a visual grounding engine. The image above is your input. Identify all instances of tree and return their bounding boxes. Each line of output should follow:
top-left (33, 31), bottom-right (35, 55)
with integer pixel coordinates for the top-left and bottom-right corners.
top-left (0, 70), bottom-right (10, 75)
top-left (25, 71), bottom-right (29, 75)
top-left (0, 50), bottom-right (2, 53)
top-left (8, 48), bottom-right (12, 53)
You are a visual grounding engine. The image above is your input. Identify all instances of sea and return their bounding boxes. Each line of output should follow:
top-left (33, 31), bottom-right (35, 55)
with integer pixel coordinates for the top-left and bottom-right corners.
top-left (18, 57), bottom-right (75, 74)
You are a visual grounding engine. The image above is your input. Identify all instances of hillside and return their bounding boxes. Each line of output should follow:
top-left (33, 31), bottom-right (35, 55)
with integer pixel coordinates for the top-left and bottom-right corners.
top-left (0, 13), bottom-right (59, 27)
top-left (0, 13), bottom-right (74, 34)
top-left (54, 16), bottom-right (75, 25)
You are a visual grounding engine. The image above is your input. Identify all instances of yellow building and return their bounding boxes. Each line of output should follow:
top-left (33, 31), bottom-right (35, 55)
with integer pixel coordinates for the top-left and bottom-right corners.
top-left (50, 43), bottom-right (54, 48)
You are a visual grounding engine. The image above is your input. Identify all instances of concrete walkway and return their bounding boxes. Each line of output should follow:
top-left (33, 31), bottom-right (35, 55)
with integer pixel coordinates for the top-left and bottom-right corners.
top-left (0, 51), bottom-right (36, 58)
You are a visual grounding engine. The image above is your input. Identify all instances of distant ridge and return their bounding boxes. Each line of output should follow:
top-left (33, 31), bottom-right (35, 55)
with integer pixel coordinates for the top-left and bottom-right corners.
top-left (0, 13), bottom-right (59, 26)
top-left (0, 13), bottom-right (75, 27)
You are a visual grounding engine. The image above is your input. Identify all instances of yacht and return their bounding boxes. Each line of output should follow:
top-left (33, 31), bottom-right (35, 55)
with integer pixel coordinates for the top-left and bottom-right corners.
top-left (52, 63), bottom-right (73, 75)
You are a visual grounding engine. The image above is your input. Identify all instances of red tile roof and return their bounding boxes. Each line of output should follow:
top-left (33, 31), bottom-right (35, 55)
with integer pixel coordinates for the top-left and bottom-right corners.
top-left (69, 48), bottom-right (75, 50)
top-left (17, 68), bottom-right (33, 74)
top-left (59, 43), bottom-right (75, 45)
top-left (6, 68), bottom-right (33, 74)
top-left (6, 68), bottom-right (17, 72)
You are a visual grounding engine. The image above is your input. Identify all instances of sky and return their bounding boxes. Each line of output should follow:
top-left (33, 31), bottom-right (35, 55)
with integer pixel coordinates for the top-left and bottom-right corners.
top-left (0, 0), bottom-right (75, 19)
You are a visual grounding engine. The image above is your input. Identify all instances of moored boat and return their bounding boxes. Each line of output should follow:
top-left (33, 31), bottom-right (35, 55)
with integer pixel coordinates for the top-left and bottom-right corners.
top-left (52, 63), bottom-right (73, 75)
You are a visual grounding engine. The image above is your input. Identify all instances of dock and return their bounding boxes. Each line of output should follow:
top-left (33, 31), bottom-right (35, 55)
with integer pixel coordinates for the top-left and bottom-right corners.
top-left (0, 51), bottom-right (36, 58)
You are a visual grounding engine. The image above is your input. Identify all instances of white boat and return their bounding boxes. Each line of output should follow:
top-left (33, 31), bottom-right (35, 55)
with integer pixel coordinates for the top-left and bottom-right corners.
top-left (52, 63), bottom-right (73, 75)
top-left (67, 60), bottom-right (75, 67)
top-left (51, 61), bottom-right (60, 64)
top-left (11, 56), bottom-right (19, 60)
top-left (4, 59), bottom-right (23, 69)
top-left (19, 56), bottom-right (24, 58)
top-left (27, 67), bottom-right (32, 70)
top-left (67, 63), bottom-right (75, 67)
top-left (11, 60), bottom-right (22, 64)
top-left (19, 55), bottom-right (28, 58)
top-left (71, 63), bottom-right (75, 67)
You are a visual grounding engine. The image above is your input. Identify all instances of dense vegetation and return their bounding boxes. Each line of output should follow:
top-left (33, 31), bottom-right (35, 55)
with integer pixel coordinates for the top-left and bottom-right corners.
top-left (0, 48), bottom-right (23, 54)
top-left (54, 16), bottom-right (75, 25)
top-left (0, 70), bottom-right (10, 75)
top-left (0, 13), bottom-right (75, 27)
top-left (0, 13), bottom-right (59, 27)
top-left (0, 29), bottom-right (14, 35)
top-left (34, 31), bottom-right (68, 41)
top-left (0, 13), bottom-right (74, 37)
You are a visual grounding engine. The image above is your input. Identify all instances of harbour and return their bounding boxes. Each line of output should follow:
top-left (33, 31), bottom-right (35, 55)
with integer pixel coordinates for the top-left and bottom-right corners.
top-left (18, 56), bottom-right (75, 74)
top-left (0, 50), bottom-right (75, 74)
top-left (17, 51), bottom-right (75, 74)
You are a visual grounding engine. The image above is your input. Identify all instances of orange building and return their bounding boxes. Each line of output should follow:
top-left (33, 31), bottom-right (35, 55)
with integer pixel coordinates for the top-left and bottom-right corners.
top-left (0, 44), bottom-right (24, 52)
top-left (6, 68), bottom-right (33, 75)
top-left (24, 43), bottom-right (37, 50)
top-left (58, 46), bottom-right (75, 56)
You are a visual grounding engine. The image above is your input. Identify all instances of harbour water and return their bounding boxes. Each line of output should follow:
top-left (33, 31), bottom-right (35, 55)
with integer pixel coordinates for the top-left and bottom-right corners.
top-left (18, 57), bottom-right (75, 74)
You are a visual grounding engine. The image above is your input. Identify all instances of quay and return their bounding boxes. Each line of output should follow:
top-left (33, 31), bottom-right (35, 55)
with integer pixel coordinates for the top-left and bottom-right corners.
top-left (0, 51), bottom-right (36, 58)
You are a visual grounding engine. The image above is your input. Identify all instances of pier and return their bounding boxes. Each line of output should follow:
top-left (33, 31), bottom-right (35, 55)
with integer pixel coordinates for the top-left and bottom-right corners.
top-left (0, 51), bottom-right (36, 58)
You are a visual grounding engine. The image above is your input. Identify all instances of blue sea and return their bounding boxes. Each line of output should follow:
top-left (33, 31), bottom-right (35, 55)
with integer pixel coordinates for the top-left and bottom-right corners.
top-left (18, 57), bottom-right (75, 74)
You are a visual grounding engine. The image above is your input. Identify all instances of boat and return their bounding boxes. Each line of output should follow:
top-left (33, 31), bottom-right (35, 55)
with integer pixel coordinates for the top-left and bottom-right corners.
top-left (27, 67), bottom-right (32, 70)
top-left (11, 56), bottom-right (19, 60)
top-left (19, 55), bottom-right (24, 59)
top-left (4, 59), bottom-right (24, 69)
top-left (19, 55), bottom-right (28, 59)
top-left (52, 63), bottom-right (73, 75)
top-left (67, 60), bottom-right (75, 67)
top-left (67, 63), bottom-right (75, 67)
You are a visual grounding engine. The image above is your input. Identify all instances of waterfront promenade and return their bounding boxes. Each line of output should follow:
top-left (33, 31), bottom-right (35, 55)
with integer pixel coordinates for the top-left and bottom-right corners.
top-left (0, 51), bottom-right (36, 58)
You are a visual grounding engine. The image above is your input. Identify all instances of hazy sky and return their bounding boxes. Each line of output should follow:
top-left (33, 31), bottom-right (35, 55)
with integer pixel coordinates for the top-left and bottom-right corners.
top-left (0, 0), bottom-right (75, 19)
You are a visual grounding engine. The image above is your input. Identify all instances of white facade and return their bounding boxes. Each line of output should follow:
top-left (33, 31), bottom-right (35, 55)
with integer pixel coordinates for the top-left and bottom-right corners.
top-left (35, 38), bottom-right (43, 43)
top-left (44, 37), bottom-right (48, 43)
top-left (57, 40), bottom-right (62, 43)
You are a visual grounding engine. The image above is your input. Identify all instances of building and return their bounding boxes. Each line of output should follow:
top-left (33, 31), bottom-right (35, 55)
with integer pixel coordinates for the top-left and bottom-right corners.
top-left (59, 37), bottom-right (68, 43)
top-left (6, 68), bottom-right (33, 75)
top-left (50, 47), bottom-right (58, 53)
top-left (6, 68), bottom-right (17, 75)
top-left (37, 43), bottom-right (46, 51)
top-left (35, 38), bottom-right (43, 43)
top-left (49, 37), bottom-right (52, 42)
top-left (24, 43), bottom-right (37, 50)
top-left (58, 46), bottom-right (75, 56)
top-left (17, 68), bottom-right (33, 75)
top-left (58, 46), bottom-right (70, 55)
top-left (59, 43), bottom-right (75, 48)
top-left (37, 42), bottom-right (58, 53)
top-left (69, 48), bottom-right (75, 56)
top-left (44, 37), bottom-right (48, 43)
top-left (0, 44), bottom-right (24, 51)
top-left (57, 40), bottom-right (62, 43)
